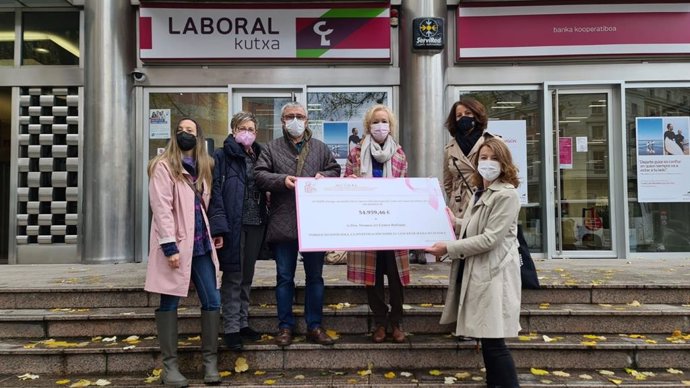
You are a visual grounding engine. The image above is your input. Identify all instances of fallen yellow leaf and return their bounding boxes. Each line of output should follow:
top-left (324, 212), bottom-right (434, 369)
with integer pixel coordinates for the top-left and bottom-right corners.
top-left (235, 357), bottom-right (249, 373)
top-left (579, 374), bottom-right (593, 380)
top-left (94, 379), bottom-right (111, 386)
top-left (255, 370), bottom-right (266, 376)
top-left (294, 375), bottom-right (304, 379)
top-left (599, 370), bottom-right (616, 376)
top-left (444, 376), bottom-right (457, 384)
top-left (580, 341), bottom-right (598, 347)
top-left (644, 339), bottom-right (658, 344)
top-left (552, 371), bottom-right (570, 377)
top-left (627, 300), bottom-right (641, 307)
top-left (681, 380), bottom-right (690, 386)
top-left (429, 369), bottom-right (443, 376)
top-left (471, 376), bottom-right (484, 381)
top-left (583, 335), bottom-right (607, 341)
top-left (263, 379), bottom-right (276, 385)
top-left (540, 379), bottom-right (553, 384)
top-left (347, 379), bottom-right (358, 384)
top-left (384, 371), bottom-right (396, 379)
top-left (187, 335), bottom-right (200, 341)
top-left (455, 372), bottom-right (471, 379)
top-left (357, 369), bottom-right (372, 376)
top-left (419, 303), bottom-right (433, 307)
top-left (70, 380), bottom-right (91, 387)
top-left (539, 303), bottom-right (550, 309)
top-left (56, 379), bottom-right (71, 385)
top-left (609, 378), bottom-right (623, 385)
top-left (668, 368), bottom-right (684, 374)
top-left (219, 371), bottom-right (231, 377)
top-left (326, 329), bottom-right (340, 340)
top-left (530, 368), bottom-right (549, 376)
top-left (400, 372), bottom-right (412, 378)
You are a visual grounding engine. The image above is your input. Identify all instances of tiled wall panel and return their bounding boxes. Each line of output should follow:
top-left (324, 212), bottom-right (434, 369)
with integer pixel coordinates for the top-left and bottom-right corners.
top-left (16, 87), bottom-right (79, 245)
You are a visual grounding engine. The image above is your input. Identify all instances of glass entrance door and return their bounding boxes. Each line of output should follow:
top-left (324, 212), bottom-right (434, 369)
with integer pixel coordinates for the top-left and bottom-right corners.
top-left (229, 85), bottom-right (306, 143)
top-left (551, 89), bottom-right (616, 257)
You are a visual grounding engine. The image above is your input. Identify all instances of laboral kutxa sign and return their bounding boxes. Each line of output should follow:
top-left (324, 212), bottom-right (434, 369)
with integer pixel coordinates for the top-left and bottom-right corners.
top-left (456, 3), bottom-right (690, 59)
top-left (139, 3), bottom-right (390, 61)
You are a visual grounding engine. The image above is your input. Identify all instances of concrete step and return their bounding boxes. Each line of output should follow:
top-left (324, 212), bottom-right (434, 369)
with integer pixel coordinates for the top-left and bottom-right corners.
top-left (2, 284), bottom-right (689, 309)
top-left (1, 333), bottom-right (688, 375)
top-left (2, 303), bottom-right (688, 339)
top-left (0, 368), bottom-right (688, 387)
top-left (5, 304), bottom-right (690, 338)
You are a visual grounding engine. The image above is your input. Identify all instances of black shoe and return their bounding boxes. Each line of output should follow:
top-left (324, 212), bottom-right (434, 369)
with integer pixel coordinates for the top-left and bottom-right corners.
top-left (239, 326), bottom-right (262, 341)
top-left (224, 332), bottom-right (242, 351)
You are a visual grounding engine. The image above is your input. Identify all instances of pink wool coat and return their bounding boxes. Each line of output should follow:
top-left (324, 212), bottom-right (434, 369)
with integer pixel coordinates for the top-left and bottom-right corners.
top-left (344, 141), bottom-right (411, 286)
top-left (144, 160), bottom-right (220, 297)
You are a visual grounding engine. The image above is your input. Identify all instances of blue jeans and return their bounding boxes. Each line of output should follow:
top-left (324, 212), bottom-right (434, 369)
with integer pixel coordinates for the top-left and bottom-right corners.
top-left (159, 253), bottom-right (221, 312)
top-left (273, 240), bottom-right (325, 331)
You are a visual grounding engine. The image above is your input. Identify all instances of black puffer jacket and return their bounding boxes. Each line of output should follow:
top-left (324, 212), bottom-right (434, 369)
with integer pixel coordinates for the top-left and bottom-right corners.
top-left (254, 129), bottom-right (341, 244)
top-left (208, 135), bottom-right (267, 272)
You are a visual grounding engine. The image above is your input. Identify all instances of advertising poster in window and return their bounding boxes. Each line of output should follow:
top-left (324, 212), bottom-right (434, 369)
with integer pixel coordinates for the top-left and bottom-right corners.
top-left (636, 116), bottom-right (690, 202)
top-left (149, 109), bottom-right (171, 139)
top-left (485, 120), bottom-right (528, 204)
top-left (559, 137), bottom-right (573, 169)
top-left (323, 121), bottom-right (353, 172)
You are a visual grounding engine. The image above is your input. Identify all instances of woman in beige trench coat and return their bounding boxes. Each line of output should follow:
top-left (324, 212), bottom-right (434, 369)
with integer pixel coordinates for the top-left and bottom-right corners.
top-left (427, 138), bottom-right (522, 388)
top-left (443, 97), bottom-right (493, 227)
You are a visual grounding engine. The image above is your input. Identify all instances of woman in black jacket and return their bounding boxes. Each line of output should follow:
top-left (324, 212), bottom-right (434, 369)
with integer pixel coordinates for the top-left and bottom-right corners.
top-left (208, 111), bottom-right (268, 351)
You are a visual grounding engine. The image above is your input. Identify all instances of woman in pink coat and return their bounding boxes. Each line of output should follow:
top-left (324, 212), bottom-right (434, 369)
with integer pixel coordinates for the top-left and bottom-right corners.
top-left (145, 118), bottom-right (221, 387)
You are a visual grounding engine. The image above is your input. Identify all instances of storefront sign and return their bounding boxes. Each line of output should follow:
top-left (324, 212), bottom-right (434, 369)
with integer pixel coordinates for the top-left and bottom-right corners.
top-left (412, 17), bottom-right (444, 50)
top-left (486, 120), bottom-right (528, 205)
top-left (635, 117), bottom-right (690, 202)
top-left (456, 4), bottom-right (690, 59)
top-left (139, 3), bottom-right (390, 61)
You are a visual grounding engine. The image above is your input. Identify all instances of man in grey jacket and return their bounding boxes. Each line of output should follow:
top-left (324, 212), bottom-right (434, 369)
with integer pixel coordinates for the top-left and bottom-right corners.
top-left (255, 102), bottom-right (341, 347)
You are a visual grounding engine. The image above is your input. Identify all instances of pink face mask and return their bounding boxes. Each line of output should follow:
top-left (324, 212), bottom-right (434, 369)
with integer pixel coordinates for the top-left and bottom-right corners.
top-left (371, 122), bottom-right (390, 143)
top-left (235, 130), bottom-right (256, 147)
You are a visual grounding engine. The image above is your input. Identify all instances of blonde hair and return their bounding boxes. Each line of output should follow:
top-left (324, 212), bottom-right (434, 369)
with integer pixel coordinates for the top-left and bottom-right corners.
top-left (147, 118), bottom-right (214, 192)
top-left (363, 104), bottom-right (397, 137)
top-left (230, 111), bottom-right (258, 134)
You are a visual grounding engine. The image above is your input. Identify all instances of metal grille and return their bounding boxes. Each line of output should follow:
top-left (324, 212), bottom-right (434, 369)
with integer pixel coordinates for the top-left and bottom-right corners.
top-left (17, 87), bottom-right (79, 245)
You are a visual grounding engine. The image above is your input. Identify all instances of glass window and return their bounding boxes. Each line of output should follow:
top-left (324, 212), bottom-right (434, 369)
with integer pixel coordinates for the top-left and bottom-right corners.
top-left (307, 89), bottom-right (389, 171)
top-left (0, 13), bottom-right (13, 65)
top-left (626, 87), bottom-right (690, 253)
top-left (459, 90), bottom-right (544, 251)
top-left (148, 92), bottom-right (228, 159)
top-left (22, 12), bottom-right (79, 65)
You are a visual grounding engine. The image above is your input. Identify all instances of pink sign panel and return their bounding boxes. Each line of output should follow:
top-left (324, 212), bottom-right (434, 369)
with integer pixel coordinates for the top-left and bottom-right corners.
top-left (559, 137), bottom-right (573, 169)
top-left (457, 4), bottom-right (690, 59)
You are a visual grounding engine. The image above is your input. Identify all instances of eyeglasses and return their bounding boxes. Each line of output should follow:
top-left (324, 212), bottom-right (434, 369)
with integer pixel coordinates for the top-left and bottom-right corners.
top-left (283, 114), bottom-right (306, 120)
top-left (236, 127), bottom-right (257, 133)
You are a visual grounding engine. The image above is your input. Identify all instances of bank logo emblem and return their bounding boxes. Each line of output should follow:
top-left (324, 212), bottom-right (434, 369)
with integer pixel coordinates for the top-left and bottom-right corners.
top-left (419, 18), bottom-right (439, 38)
top-left (313, 21), bottom-right (334, 46)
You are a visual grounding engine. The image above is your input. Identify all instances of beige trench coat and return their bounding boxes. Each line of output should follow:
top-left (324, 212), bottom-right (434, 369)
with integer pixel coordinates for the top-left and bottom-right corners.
top-left (443, 132), bottom-right (492, 223)
top-left (439, 181), bottom-right (522, 338)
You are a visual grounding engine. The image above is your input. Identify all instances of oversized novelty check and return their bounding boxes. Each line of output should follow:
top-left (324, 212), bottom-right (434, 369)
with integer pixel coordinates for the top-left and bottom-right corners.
top-left (295, 177), bottom-right (455, 252)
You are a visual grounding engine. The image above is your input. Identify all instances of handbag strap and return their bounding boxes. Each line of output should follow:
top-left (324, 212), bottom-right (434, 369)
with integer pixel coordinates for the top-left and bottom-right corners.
top-left (184, 177), bottom-right (206, 209)
top-left (451, 157), bottom-right (474, 194)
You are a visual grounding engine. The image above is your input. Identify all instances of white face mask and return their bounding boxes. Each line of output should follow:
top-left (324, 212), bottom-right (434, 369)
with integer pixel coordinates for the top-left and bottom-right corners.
top-left (285, 118), bottom-right (306, 138)
top-left (477, 160), bottom-right (501, 182)
top-left (370, 122), bottom-right (390, 143)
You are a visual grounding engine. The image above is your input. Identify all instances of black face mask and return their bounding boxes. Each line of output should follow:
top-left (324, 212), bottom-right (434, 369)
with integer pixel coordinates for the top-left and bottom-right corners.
top-left (455, 116), bottom-right (475, 134)
top-left (176, 132), bottom-right (197, 151)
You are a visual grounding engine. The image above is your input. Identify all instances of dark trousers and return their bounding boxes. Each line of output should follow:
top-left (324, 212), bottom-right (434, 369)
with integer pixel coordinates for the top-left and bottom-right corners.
top-left (365, 250), bottom-right (404, 327)
top-left (481, 338), bottom-right (520, 388)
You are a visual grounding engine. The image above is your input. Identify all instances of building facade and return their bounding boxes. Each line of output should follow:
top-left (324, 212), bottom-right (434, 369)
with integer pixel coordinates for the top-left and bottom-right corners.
top-left (1, 0), bottom-right (689, 264)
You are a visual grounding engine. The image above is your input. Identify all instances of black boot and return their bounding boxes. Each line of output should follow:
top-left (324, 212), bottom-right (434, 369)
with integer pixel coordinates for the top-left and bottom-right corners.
top-left (239, 326), bottom-right (262, 341)
top-left (224, 332), bottom-right (243, 351)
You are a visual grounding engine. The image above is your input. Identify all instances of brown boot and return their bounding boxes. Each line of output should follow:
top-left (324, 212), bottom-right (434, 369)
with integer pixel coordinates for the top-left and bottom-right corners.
top-left (391, 324), bottom-right (406, 343)
top-left (372, 325), bottom-right (386, 343)
top-left (306, 327), bottom-right (335, 346)
top-left (275, 328), bottom-right (293, 347)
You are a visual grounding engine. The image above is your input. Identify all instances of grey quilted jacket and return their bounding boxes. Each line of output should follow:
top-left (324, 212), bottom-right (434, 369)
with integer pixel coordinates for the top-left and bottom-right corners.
top-left (255, 129), bottom-right (341, 243)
